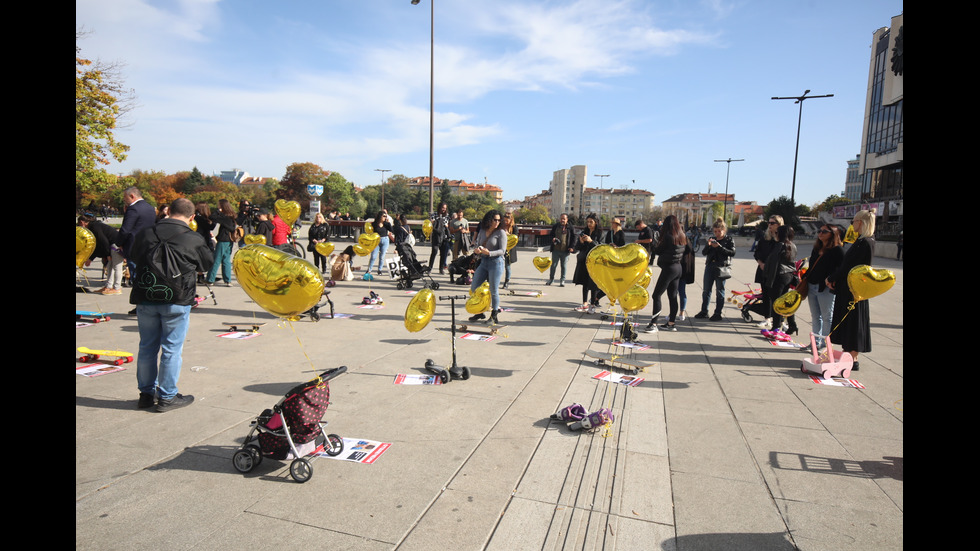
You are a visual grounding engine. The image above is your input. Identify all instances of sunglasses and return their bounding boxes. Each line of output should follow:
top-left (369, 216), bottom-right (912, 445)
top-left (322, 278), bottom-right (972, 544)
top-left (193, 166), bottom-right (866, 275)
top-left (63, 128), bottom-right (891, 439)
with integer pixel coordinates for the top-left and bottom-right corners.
top-left (768, 221), bottom-right (779, 225)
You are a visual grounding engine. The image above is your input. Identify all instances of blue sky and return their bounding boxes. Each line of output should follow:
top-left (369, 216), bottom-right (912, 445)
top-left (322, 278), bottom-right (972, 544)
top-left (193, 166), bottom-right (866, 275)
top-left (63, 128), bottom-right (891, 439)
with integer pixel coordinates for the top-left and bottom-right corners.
top-left (76, 0), bottom-right (903, 209)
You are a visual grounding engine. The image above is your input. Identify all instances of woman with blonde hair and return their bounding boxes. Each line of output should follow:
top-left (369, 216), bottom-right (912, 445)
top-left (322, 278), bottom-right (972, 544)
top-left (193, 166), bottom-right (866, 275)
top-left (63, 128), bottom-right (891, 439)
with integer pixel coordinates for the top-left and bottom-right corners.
top-left (308, 212), bottom-right (331, 274)
top-left (695, 217), bottom-right (736, 321)
top-left (827, 210), bottom-right (876, 369)
top-left (501, 211), bottom-right (517, 289)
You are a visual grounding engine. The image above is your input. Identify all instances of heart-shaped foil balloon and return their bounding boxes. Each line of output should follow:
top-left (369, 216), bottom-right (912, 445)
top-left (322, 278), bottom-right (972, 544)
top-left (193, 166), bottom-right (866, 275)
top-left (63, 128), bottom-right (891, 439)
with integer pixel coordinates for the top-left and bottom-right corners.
top-left (404, 288), bottom-right (436, 332)
top-left (532, 256), bottom-right (552, 273)
top-left (619, 285), bottom-right (649, 313)
top-left (232, 244), bottom-right (324, 318)
top-left (843, 225), bottom-right (858, 244)
top-left (773, 289), bottom-right (802, 316)
top-left (315, 242), bottom-right (335, 257)
top-left (76, 226), bottom-right (96, 268)
top-left (352, 244), bottom-right (371, 256)
top-left (364, 221), bottom-right (374, 235)
top-left (506, 233), bottom-right (518, 252)
top-left (422, 219), bottom-right (432, 238)
top-left (274, 199), bottom-right (301, 228)
top-left (244, 234), bottom-right (266, 245)
top-left (847, 265), bottom-right (895, 302)
top-left (465, 281), bottom-right (491, 314)
top-left (358, 232), bottom-right (380, 251)
top-left (636, 266), bottom-right (653, 289)
top-left (188, 218), bottom-right (198, 232)
top-left (585, 244), bottom-right (650, 302)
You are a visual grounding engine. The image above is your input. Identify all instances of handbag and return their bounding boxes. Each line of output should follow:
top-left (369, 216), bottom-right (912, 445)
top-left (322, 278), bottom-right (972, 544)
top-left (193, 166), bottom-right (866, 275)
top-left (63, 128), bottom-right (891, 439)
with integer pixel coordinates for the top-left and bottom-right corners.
top-left (715, 264), bottom-right (732, 280)
top-left (796, 255), bottom-right (818, 300)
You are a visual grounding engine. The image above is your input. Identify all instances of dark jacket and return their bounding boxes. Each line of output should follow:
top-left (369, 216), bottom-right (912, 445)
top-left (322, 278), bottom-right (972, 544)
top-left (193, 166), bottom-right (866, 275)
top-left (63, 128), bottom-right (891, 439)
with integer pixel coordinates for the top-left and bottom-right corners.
top-left (763, 241), bottom-right (797, 288)
top-left (549, 222), bottom-right (575, 253)
top-left (87, 220), bottom-right (120, 258)
top-left (129, 218), bottom-right (214, 306)
top-left (605, 229), bottom-right (626, 246)
top-left (702, 234), bottom-right (736, 268)
top-left (806, 245), bottom-right (844, 293)
top-left (654, 238), bottom-right (687, 268)
top-left (116, 199), bottom-right (156, 255)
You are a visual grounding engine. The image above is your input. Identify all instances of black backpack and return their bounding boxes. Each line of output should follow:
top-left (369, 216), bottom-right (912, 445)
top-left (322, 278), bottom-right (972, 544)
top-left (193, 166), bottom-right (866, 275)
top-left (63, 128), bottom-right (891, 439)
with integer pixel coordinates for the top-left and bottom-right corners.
top-left (135, 227), bottom-right (193, 303)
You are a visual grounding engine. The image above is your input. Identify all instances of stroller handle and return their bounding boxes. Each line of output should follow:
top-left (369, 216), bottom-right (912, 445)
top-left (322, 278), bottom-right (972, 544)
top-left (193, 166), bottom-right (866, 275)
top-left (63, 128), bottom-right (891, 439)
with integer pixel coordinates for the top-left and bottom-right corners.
top-left (317, 365), bottom-right (347, 382)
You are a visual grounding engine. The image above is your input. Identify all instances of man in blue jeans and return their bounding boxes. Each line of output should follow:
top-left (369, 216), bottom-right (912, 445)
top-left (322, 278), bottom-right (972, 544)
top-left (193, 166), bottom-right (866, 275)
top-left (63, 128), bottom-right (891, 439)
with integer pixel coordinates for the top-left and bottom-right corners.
top-left (547, 213), bottom-right (575, 286)
top-left (129, 198), bottom-right (214, 412)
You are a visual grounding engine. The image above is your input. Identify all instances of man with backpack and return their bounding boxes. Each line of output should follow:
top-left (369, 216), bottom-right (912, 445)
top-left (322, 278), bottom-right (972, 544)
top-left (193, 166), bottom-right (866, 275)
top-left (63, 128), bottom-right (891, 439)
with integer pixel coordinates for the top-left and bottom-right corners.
top-left (129, 198), bottom-right (214, 412)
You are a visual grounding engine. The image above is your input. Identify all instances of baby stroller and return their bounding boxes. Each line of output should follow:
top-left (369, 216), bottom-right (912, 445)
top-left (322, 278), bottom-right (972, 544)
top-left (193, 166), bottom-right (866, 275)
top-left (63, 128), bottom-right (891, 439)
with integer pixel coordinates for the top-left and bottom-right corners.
top-left (393, 241), bottom-right (439, 290)
top-left (233, 366), bottom-right (346, 483)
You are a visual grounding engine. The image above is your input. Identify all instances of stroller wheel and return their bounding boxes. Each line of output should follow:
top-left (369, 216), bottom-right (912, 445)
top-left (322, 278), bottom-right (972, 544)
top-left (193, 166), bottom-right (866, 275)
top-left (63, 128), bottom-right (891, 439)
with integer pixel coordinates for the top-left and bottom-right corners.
top-left (246, 444), bottom-right (263, 467)
top-left (290, 458), bottom-right (313, 483)
top-left (741, 308), bottom-right (752, 323)
top-left (431, 282), bottom-right (440, 290)
top-left (396, 281), bottom-right (404, 290)
top-left (233, 448), bottom-right (257, 473)
top-left (325, 433), bottom-right (344, 457)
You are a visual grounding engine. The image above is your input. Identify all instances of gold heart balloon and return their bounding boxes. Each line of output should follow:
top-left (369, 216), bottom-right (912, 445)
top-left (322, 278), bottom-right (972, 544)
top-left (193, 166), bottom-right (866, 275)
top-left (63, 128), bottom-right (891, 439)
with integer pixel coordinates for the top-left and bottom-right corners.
top-left (506, 233), bottom-right (518, 252)
top-left (358, 232), bottom-right (380, 251)
top-left (274, 199), bottom-right (301, 228)
top-left (847, 265), bottom-right (895, 302)
top-left (76, 226), bottom-right (96, 268)
top-left (465, 281), bottom-right (491, 314)
top-left (352, 244), bottom-right (371, 256)
top-left (404, 288), bottom-right (436, 332)
top-left (585, 244), bottom-right (650, 302)
top-left (773, 289), bottom-right (802, 316)
top-left (315, 242), bottom-right (335, 257)
top-left (232, 244), bottom-right (325, 319)
top-left (843, 225), bottom-right (858, 244)
top-left (364, 221), bottom-right (374, 235)
top-left (244, 234), bottom-right (266, 245)
top-left (532, 256), bottom-right (552, 273)
top-left (636, 266), bottom-right (653, 289)
top-left (188, 218), bottom-right (198, 232)
top-left (619, 284), bottom-right (649, 313)
top-left (422, 219), bottom-right (433, 239)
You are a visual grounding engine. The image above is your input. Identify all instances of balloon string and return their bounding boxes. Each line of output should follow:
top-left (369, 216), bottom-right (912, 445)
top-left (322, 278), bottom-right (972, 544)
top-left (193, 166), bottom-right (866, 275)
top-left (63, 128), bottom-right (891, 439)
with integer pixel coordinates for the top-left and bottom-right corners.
top-left (286, 319), bottom-right (316, 373)
top-left (824, 301), bottom-right (855, 342)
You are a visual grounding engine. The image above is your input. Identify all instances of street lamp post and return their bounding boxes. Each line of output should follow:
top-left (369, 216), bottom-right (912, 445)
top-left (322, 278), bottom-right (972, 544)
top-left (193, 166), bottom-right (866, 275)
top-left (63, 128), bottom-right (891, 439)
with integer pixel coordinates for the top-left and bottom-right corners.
top-left (375, 169), bottom-right (391, 210)
top-left (411, 0), bottom-right (435, 214)
top-left (771, 90), bottom-right (833, 204)
top-left (713, 158), bottom-right (743, 225)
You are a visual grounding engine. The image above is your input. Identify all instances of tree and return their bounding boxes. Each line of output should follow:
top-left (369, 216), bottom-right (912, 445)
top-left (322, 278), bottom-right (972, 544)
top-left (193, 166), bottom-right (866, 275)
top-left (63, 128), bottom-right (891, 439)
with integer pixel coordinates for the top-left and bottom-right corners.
top-left (184, 167), bottom-right (205, 194)
top-left (764, 195), bottom-right (808, 231)
top-left (76, 37), bottom-right (135, 197)
top-left (812, 194), bottom-right (849, 215)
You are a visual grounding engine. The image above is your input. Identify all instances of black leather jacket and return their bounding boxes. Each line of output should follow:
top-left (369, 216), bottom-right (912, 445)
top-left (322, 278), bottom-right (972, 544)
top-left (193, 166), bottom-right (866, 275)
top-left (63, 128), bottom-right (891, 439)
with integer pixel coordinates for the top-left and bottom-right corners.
top-left (702, 234), bottom-right (735, 268)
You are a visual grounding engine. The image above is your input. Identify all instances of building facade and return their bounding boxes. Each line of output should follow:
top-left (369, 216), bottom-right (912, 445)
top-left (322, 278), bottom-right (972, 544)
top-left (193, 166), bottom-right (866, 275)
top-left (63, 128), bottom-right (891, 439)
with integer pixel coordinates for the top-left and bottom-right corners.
top-left (661, 193), bottom-right (739, 227)
top-left (844, 155), bottom-right (862, 201)
top-left (857, 12), bottom-right (903, 231)
top-left (408, 177), bottom-right (503, 203)
top-left (549, 165), bottom-right (587, 219)
top-left (582, 188), bottom-right (655, 221)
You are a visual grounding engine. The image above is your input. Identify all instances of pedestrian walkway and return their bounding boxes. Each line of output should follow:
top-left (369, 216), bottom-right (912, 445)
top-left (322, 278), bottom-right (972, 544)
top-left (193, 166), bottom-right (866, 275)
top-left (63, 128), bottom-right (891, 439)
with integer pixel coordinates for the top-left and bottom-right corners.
top-left (75, 243), bottom-right (903, 550)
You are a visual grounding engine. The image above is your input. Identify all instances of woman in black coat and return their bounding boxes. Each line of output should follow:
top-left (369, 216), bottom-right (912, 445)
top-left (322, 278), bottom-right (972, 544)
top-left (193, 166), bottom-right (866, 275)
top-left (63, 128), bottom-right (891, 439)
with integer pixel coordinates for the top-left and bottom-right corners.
top-left (753, 215), bottom-right (784, 327)
top-left (763, 225), bottom-right (798, 337)
top-left (827, 210), bottom-right (876, 369)
top-left (572, 214), bottom-right (604, 312)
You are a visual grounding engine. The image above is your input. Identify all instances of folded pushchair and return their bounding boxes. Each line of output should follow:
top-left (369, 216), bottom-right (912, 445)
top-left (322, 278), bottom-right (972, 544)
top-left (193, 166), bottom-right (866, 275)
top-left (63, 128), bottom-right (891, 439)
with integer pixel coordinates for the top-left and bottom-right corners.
top-left (393, 241), bottom-right (439, 290)
top-left (233, 366), bottom-right (346, 483)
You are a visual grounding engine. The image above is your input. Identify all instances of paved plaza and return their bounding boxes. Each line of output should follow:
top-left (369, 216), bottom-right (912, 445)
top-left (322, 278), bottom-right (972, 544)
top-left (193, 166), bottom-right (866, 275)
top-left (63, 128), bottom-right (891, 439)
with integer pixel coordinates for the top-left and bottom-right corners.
top-left (75, 237), bottom-right (903, 550)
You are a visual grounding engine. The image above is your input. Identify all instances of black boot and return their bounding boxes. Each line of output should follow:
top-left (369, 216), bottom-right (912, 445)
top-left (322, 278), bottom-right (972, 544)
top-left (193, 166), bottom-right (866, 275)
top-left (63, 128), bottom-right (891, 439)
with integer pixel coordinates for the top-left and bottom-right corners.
top-left (469, 313), bottom-right (486, 322)
top-left (489, 309), bottom-right (499, 324)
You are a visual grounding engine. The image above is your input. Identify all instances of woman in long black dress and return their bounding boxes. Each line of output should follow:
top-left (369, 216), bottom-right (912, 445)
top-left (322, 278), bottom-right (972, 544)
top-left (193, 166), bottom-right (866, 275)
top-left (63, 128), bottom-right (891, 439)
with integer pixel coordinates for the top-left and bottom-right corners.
top-left (827, 209), bottom-right (876, 369)
top-left (572, 213), bottom-right (603, 312)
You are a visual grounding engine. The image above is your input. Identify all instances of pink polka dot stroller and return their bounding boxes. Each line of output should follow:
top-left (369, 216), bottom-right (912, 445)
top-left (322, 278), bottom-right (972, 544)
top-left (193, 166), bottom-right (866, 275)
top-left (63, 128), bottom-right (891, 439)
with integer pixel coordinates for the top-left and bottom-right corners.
top-left (232, 366), bottom-right (346, 483)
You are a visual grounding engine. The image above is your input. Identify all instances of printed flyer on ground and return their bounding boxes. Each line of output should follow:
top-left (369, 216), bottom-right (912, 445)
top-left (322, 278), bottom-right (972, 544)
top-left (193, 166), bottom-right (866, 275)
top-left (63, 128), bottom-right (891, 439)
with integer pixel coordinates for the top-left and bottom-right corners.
top-left (319, 438), bottom-right (391, 464)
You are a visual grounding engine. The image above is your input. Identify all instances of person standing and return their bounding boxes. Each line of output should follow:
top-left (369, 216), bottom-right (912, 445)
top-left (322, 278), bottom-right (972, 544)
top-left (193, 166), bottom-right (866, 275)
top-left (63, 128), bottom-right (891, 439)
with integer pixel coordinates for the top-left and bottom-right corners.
top-left (634, 218), bottom-right (655, 263)
top-left (78, 213), bottom-right (123, 295)
top-left (468, 210), bottom-right (508, 324)
top-left (116, 186), bottom-right (156, 286)
top-left (500, 212), bottom-right (517, 289)
top-left (752, 215), bottom-right (784, 328)
top-left (451, 209), bottom-right (471, 261)
top-left (605, 217), bottom-right (626, 246)
top-left (694, 218), bottom-right (736, 321)
top-left (308, 212), bottom-right (331, 274)
top-left (761, 225), bottom-right (799, 338)
top-left (827, 210), bottom-right (877, 370)
top-left (206, 199), bottom-right (237, 286)
top-left (547, 213), bottom-right (575, 286)
top-left (367, 210), bottom-right (394, 276)
top-left (129, 198), bottom-right (214, 412)
top-left (572, 214), bottom-right (604, 312)
top-left (428, 203), bottom-right (452, 274)
top-left (804, 224), bottom-right (844, 353)
top-left (644, 215), bottom-right (689, 332)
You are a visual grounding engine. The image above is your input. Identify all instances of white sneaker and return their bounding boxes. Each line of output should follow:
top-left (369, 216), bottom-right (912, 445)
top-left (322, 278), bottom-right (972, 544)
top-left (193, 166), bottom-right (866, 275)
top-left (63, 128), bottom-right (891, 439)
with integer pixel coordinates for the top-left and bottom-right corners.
top-left (757, 319), bottom-right (772, 329)
top-left (643, 323), bottom-right (658, 333)
top-left (587, 304), bottom-right (595, 314)
top-left (678, 311), bottom-right (687, 321)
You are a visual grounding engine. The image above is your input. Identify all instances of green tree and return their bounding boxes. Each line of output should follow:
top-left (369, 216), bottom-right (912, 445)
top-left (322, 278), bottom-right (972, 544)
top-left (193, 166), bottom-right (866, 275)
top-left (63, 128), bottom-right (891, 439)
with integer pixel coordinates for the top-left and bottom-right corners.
top-left (764, 195), bottom-right (808, 231)
top-left (76, 39), bottom-right (134, 197)
top-left (184, 166), bottom-right (205, 194)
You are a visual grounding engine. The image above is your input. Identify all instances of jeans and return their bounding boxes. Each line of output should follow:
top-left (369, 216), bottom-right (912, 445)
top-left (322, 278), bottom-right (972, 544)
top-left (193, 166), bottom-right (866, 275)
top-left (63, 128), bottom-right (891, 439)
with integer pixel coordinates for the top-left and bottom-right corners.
top-left (207, 241), bottom-right (233, 283)
top-left (137, 303), bottom-right (192, 400)
top-left (700, 266), bottom-right (727, 314)
top-left (548, 251), bottom-right (569, 282)
top-left (368, 236), bottom-right (390, 274)
top-left (471, 255), bottom-right (504, 311)
top-left (807, 283), bottom-right (836, 349)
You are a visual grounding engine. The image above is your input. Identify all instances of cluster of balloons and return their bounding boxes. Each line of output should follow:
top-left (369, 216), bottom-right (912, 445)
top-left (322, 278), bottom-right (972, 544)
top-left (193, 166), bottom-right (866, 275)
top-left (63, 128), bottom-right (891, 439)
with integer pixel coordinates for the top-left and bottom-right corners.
top-left (232, 244), bottom-right (325, 320)
top-left (585, 244), bottom-right (651, 313)
top-left (773, 264), bottom-right (896, 316)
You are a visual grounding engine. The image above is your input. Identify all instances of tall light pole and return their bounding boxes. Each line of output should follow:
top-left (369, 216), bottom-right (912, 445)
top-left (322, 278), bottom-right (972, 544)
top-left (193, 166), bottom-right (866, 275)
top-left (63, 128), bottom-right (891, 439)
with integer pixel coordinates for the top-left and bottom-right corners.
top-left (412, 0), bottom-right (435, 214)
top-left (594, 174), bottom-right (609, 220)
top-left (771, 90), bottom-right (833, 204)
top-left (713, 158), bottom-right (743, 225)
top-left (375, 169), bottom-right (391, 210)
